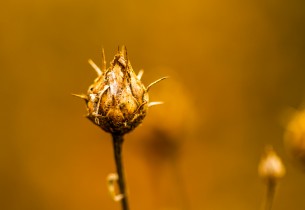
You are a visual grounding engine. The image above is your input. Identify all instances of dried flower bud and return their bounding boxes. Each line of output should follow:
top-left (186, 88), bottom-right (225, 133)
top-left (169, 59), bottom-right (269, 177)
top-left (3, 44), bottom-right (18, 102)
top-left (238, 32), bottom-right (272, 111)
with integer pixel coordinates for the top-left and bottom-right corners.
top-left (74, 47), bottom-right (166, 135)
top-left (258, 147), bottom-right (286, 181)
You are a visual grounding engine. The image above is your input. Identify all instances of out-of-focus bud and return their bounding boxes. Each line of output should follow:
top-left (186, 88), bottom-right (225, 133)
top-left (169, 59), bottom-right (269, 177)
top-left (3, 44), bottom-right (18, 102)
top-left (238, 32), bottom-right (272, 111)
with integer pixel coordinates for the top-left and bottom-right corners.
top-left (131, 69), bottom-right (197, 210)
top-left (284, 109), bottom-right (305, 170)
top-left (258, 146), bottom-right (286, 181)
top-left (134, 68), bottom-right (198, 162)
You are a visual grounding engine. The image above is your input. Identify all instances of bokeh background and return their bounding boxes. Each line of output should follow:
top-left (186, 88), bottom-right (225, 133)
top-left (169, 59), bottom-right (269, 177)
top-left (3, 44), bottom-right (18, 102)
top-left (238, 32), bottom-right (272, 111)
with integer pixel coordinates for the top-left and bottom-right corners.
top-left (1, 0), bottom-right (305, 209)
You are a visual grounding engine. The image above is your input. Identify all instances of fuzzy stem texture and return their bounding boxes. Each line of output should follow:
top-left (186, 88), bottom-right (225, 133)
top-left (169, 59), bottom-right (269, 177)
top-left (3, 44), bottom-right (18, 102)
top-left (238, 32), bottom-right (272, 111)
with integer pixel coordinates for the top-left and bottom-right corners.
top-left (112, 134), bottom-right (129, 210)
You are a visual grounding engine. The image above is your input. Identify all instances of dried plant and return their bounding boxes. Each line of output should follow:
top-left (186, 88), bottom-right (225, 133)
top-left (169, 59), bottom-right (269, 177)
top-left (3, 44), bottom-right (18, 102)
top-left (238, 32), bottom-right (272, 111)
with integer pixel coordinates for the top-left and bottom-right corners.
top-left (258, 146), bottom-right (285, 210)
top-left (74, 46), bottom-right (167, 210)
top-left (284, 109), bottom-right (305, 171)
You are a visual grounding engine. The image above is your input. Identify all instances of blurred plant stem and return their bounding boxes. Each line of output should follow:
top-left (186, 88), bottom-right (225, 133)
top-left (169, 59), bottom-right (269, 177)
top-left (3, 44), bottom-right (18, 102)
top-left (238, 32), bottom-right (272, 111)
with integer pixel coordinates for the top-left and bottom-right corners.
top-left (258, 147), bottom-right (285, 210)
top-left (171, 157), bottom-right (190, 210)
top-left (112, 134), bottom-right (129, 210)
top-left (264, 180), bottom-right (276, 210)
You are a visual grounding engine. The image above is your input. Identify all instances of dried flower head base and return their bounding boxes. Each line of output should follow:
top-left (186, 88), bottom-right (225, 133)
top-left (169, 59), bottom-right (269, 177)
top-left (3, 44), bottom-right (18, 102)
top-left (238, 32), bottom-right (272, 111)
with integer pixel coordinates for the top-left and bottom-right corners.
top-left (74, 46), bottom-right (167, 210)
top-left (258, 146), bottom-right (285, 210)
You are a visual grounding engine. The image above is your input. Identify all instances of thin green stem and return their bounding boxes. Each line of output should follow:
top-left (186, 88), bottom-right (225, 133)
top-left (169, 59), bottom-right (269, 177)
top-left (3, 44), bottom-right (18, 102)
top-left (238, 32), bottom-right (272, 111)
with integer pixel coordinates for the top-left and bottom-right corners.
top-left (112, 134), bottom-right (129, 210)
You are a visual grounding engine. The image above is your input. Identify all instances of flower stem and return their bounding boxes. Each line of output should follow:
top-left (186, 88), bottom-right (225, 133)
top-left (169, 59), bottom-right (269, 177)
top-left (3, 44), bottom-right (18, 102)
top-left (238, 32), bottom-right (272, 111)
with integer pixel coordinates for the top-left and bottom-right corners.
top-left (264, 180), bottom-right (276, 210)
top-left (112, 134), bottom-right (129, 210)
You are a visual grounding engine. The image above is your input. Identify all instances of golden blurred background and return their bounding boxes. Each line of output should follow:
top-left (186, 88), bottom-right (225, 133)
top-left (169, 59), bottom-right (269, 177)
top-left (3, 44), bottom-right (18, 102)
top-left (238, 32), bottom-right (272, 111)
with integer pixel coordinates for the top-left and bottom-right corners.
top-left (1, 0), bottom-right (305, 209)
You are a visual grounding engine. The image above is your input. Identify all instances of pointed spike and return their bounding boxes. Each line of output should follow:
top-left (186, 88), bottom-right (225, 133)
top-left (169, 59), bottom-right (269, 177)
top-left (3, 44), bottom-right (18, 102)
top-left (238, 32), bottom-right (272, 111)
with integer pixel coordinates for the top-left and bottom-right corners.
top-left (88, 59), bottom-right (102, 76)
top-left (124, 45), bottom-right (128, 59)
top-left (125, 47), bottom-right (128, 67)
top-left (146, 76), bottom-right (169, 91)
top-left (120, 45), bottom-right (127, 59)
top-left (101, 48), bottom-right (106, 72)
top-left (72, 93), bottom-right (88, 101)
top-left (137, 69), bottom-right (144, 80)
top-left (148, 101), bottom-right (164, 107)
top-left (118, 45), bottom-right (128, 68)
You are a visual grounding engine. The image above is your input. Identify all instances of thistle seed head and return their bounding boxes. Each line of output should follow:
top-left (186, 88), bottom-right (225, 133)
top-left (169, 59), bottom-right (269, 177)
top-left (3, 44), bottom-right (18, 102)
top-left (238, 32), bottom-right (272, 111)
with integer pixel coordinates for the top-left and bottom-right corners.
top-left (74, 47), bottom-right (167, 134)
top-left (81, 47), bottom-right (149, 135)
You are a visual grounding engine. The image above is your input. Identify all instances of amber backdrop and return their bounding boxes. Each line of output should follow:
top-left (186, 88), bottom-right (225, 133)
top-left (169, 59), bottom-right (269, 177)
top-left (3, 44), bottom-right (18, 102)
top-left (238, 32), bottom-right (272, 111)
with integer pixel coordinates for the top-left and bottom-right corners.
top-left (1, 0), bottom-right (305, 210)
